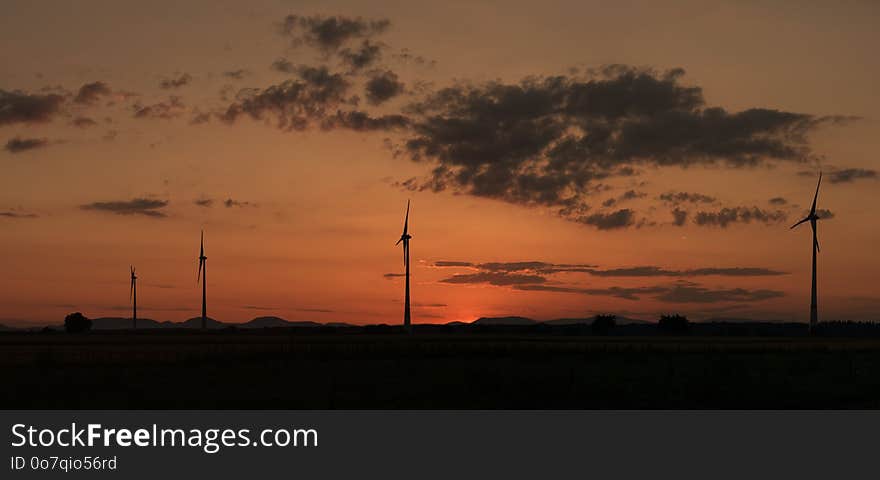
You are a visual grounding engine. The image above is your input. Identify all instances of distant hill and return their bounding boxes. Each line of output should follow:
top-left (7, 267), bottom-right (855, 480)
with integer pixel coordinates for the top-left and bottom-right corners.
top-left (91, 317), bottom-right (166, 330)
top-left (473, 316), bottom-right (538, 326)
top-left (181, 317), bottom-right (225, 329)
top-left (543, 316), bottom-right (650, 325)
top-left (239, 317), bottom-right (324, 328)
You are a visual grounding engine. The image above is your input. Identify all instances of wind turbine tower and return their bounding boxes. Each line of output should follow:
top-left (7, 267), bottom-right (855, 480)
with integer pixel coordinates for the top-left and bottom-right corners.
top-left (197, 230), bottom-right (207, 329)
top-left (790, 172), bottom-right (823, 334)
top-left (130, 265), bottom-right (137, 329)
top-left (395, 201), bottom-right (412, 330)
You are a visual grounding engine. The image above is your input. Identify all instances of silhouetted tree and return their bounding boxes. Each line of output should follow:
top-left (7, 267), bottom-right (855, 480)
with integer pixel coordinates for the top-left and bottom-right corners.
top-left (658, 314), bottom-right (689, 334)
top-left (592, 314), bottom-right (617, 335)
top-left (64, 312), bottom-right (92, 333)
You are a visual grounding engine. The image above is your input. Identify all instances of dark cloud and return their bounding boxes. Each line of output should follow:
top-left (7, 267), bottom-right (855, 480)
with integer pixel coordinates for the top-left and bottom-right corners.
top-left (440, 272), bottom-right (547, 286)
top-left (383, 273), bottom-right (406, 278)
top-left (815, 208), bottom-right (835, 219)
top-left (220, 66), bottom-right (352, 130)
top-left (659, 191), bottom-right (717, 204)
top-left (656, 283), bottom-right (785, 303)
top-left (671, 207), bottom-right (688, 226)
top-left (271, 58), bottom-right (297, 74)
top-left (73, 81), bottom-right (112, 105)
top-left (320, 110), bottom-right (409, 131)
top-left (365, 70), bottom-right (405, 105)
top-left (574, 209), bottom-right (636, 230)
top-left (133, 96), bottom-right (186, 119)
top-left (223, 69), bottom-right (248, 80)
top-left (435, 260), bottom-right (784, 278)
top-left (339, 40), bottom-right (384, 71)
top-left (159, 73), bottom-right (192, 89)
top-left (402, 66), bottom-right (839, 226)
top-left (768, 197), bottom-right (787, 205)
top-left (693, 206), bottom-right (787, 227)
top-left (80, 198), bottom-right (169, 217)
top-left (194, 198), bottom-right (213, 207)
top-left (279, 14), bottom-right (390, 52)
top-left (71, 116), bottom-right (97, 128)
top-left (5, 137), bottom-right (50, 154)
top-left (828, 168), bottom-right (877, 184)
top-left (602, 189), bottom-right (646, 207)
top-left (0, 89), bottom-right (65, 125)
top-left (433, 261), bottom-right (474, 267)
top-left (584, 266), bottom-right (787, 277)
top-left (513, 284), bottom-right (667, 300)
top-left (224, 198), bottom-right (255, 208)
top-left (296, 308), bottom-right (335, 313)
top-left (0, 211), bottom-right (38, 219)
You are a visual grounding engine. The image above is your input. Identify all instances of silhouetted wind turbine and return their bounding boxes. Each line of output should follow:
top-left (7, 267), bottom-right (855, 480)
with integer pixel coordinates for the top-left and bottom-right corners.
top-left (197, 230), bottom-right (207, 330)
top-left (130, 265), bottom-right (137, 329)
top-left (395, 201), bottom-right (412, 330)
top-left (790, 172), bottom-right (823, 333)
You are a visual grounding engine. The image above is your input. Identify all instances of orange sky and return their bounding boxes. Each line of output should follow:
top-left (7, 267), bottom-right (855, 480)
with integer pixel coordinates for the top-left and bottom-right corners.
top-left (1, 0), bottom-right (878, 326)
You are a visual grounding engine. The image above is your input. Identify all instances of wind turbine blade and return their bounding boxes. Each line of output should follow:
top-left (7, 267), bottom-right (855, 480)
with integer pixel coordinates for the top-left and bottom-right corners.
top-left (395, 237), bottom-right (403, 246)
top-left (810, 172), bottom-right (822, 215)
top-left (197, 259), bottom-right (203, 283)
top-left (200, 230), bottom-right (205, 257)
top-left (815, 237), bottom-right (820, 253)
top-left (130, 279), bottom-right (134, 301)
top-left (402, 200), bottom-right (410, 235)
top-left (403, 241), bottom-right (408, 267)
top-left (790, 217), bottom-right (810, 229)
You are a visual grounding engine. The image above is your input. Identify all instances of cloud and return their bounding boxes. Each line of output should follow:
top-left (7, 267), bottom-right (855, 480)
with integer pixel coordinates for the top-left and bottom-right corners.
top-left (827, 168), bottom-right (877, 184)
top-left (220, 66), bottom-right (353, 130)
top-left (5, 137), bottom-right (50, 153)
top-left (320, 110), bottom-right (409, 131)
top-left (159, 73), bottom-right (192, 89)
top-left (402, 66), bottom-right (842, 226)
top-left (365, 70), bottom-right (405, 105)
top-left (513, 284), bottom-right (667, 300)
top-left (659, 191), bottom-right (717, 204)
top-left (80, 198), bottom-right (169, 217)
top-left (584, 266), bottom-right (787, 277)
top-left (271, 58), bottom-right (297, 73)
top-left (0, 89), bottom-right (65, 125)
top-left (768, 197), bottom-right (787, 205)
top-left (73, 81), bottom-right (112, 105)
top-left (433, 261), bottom-right (474, 267)
top-left (671, 207), bottom-right (688, 226)
top-left (133, 96), bottom-right (186, 119)
top-left (194, 198), bottom-right (213, 207)
top-left (279, 14), bottom-right (390, 52)
top-left (71, 116), bottom-right (97, 128)
top-left (602, 189), bottom-right (646, 207)
top-left (339, 40), bottom-right (384, 71)
top-left (296, 308), bottom-right (335, 313)
top-left (0, 211), bottom-right (38, 219)
top-left (655, 283), bottom-right (785, 303)
top-left (439, 272), bottom-right (547, 286)
top-left (434, 260), bottom-right (785, 277)
top-left (224, 198), bottom-right (255, 208)
top-left (383, 273), bottom-right (406, 278)
top-left (693, 206), bottom-right (787, 227)
top-left (815, 208), bottom-right (835, 219)
top-left (222, 69), bottom-right (248, 80)
top-left (574, 209), bottom-right (636, 230)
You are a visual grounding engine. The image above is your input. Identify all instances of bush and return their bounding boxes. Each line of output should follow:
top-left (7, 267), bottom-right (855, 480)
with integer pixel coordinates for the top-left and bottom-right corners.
top-left (592, 314), bottom-right (617, 335)
top-left (64, 312), bottom-right (92, 333)
top-left (658, 314), bottom-right (689, 334)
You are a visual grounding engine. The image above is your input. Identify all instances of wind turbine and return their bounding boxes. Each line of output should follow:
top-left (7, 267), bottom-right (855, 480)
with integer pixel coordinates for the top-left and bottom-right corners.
top-left (395, 201), bottom-right (412, 330)
top-left (790, 172), bottom-right (822, 334)
top-left (130, 265), bottom-right (137, 329)
top-left (197, 230), bottom-right (207, 330)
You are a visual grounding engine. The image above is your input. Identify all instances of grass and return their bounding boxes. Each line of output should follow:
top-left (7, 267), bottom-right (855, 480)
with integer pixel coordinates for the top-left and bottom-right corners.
top-left (3, 331), bottom-right (880, 409)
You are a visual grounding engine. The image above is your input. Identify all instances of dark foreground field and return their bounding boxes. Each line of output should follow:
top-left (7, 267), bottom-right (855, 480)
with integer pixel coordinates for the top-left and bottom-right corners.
top-left (3, 329), bottom-right (880, 409)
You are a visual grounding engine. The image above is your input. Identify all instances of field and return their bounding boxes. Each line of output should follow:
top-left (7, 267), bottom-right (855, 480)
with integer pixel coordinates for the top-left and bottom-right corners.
top-left (3, 329), bottom-right (880, 409)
